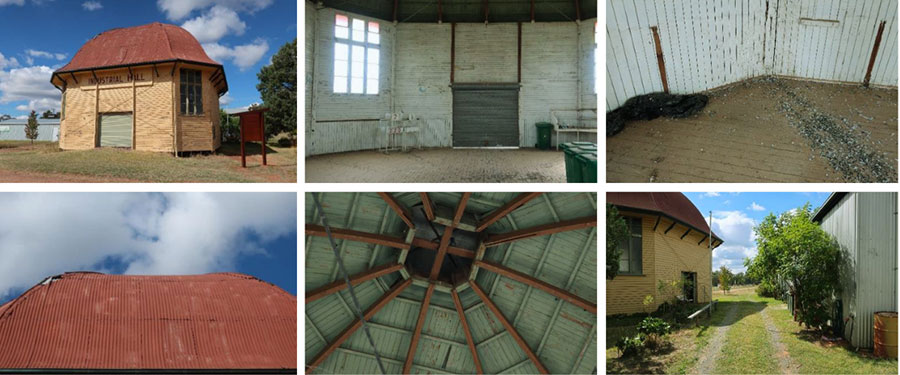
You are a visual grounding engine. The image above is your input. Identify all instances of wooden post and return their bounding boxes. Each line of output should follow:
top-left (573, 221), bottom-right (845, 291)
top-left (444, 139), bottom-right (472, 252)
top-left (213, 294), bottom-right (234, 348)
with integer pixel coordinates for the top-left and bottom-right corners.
top-left (650, 27), bottom-right (669, 93)
top-left (864, 21), bottom-right (887, 87)
top-left (240, 118), bottom-right (246, 167)
top-left (260, 111), bottom-right (267, 166)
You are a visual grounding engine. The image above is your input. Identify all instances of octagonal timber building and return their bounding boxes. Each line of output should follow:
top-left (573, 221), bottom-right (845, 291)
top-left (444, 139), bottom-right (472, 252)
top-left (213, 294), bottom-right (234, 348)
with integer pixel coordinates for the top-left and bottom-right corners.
top-left (50, 22), bottom-right (227, 153)
top-left (305, 192), bottom-right (598, 374)
top-left (0, 272), bottom-right (296, 373)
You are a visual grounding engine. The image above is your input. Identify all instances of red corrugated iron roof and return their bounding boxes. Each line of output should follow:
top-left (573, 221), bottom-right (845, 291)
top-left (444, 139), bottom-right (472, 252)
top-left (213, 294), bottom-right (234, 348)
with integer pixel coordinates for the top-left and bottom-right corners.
top-left (607, 192), bottom-right (722, 245)
top-left (0, 272), bottom-right (296, 370)
top-left (56, 22), bottom-right (221, 73)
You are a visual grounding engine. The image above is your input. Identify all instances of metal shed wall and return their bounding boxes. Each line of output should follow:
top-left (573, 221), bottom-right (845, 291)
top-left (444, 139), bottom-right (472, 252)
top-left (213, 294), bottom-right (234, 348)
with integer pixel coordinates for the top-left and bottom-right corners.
top-left (0, 124), bottom-right (60, 141)
top-left (606, 0), bottom-right (899, 110)
top-left (819, 192), bottom-right (899, 348)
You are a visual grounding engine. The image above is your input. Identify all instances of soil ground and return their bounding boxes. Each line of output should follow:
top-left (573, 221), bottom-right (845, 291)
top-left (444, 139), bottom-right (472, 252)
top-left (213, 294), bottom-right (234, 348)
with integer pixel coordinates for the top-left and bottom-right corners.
top-left (607, 78), bottom-right (898, 182)
top-left (305, 148), bottom-right (566, 183)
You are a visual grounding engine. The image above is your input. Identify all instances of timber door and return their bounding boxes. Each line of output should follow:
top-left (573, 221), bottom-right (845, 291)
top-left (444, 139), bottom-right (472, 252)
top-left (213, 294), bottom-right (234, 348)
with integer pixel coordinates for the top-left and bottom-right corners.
top-left (98, 113), bottom-right (133, 148)
top-left (682, 272), bottom-right (696, 302)
top-left (452, 84), bottom-right (519, 147)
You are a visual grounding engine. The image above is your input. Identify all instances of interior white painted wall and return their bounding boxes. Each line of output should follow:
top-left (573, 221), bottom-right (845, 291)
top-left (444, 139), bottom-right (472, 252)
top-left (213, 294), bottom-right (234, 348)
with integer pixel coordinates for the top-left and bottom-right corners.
top-left (606, 0), bottom-right (898, 110)
top-left (306, 3), bottom-right (598, 156)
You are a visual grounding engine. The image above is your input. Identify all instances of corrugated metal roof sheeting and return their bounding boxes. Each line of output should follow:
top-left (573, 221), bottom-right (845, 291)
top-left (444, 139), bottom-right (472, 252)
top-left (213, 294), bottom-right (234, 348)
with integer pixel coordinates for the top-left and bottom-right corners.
top-left (0, 272), bottom-right (296, 370)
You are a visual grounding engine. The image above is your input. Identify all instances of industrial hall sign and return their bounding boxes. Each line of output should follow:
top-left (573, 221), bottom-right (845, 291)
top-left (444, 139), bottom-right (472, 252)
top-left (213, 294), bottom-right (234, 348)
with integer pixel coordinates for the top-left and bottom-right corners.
top-left (88, 73), bottom-right (147, 85)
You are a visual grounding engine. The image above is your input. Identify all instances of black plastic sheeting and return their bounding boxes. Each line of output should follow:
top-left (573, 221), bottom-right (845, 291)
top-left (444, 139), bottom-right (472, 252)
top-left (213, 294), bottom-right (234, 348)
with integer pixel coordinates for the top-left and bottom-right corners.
top-left (607, 93), bottom-right (709, 137)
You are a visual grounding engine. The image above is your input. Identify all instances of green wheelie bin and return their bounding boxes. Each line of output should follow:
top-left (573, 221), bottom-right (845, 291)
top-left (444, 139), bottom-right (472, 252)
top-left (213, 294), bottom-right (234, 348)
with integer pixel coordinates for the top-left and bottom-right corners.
top-left (578, 152), bottom-right (598, 183)
top-left (535, 122), bottom-right (553, 150)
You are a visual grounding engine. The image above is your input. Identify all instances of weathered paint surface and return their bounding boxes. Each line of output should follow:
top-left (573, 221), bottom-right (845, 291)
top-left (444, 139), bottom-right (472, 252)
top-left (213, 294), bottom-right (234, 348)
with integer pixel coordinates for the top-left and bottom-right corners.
top-left (305, 192), bottom-right (597, 374)
top-left (818, 192), bottom-right (898, 349)
top-left (606, 0), bottom-right (899, 110)
top-left (306, 4), bottom-right (597, 155)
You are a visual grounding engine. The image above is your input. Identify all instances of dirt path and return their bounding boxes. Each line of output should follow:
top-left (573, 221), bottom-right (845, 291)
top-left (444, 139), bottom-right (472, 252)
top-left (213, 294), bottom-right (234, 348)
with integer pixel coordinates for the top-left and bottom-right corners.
top-left (761, 305), bottom-right (800, 374)
top-left (693, 302), bottom-right (740, 374)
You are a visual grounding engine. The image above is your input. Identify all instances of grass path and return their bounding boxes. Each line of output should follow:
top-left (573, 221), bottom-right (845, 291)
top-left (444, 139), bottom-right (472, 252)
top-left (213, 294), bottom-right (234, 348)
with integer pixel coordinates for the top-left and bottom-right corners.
top-left (761, 305), bottom-right (799, 374)
top-left (692, 301), bottom-right (739, 374)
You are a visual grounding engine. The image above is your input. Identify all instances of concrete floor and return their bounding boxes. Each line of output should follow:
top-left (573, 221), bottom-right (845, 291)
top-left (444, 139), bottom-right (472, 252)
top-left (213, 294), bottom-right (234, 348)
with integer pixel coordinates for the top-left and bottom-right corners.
top-left (607, 78), bottom-right (898, 183)
top-left (305, 148), bottom-right (566, 183)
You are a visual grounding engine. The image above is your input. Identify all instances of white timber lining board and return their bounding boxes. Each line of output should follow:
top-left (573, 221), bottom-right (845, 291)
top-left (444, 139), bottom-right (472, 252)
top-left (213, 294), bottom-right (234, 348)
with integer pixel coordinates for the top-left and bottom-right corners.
top-left (394, 23), bottom-right (453, 148)
top-left (453, 23), bottom-right (519, 83)
top-left (606, 0), bottom-right (898, 110)
top-left (305, 0), bottom-right (316, 157)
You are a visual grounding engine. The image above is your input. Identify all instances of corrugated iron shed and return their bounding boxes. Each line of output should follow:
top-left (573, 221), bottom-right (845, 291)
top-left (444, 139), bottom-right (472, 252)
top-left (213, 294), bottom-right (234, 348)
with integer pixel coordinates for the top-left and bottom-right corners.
top-left (305, 192), bottom-right (597, 374)
top-left (0, 272), bottom-right (297, 372)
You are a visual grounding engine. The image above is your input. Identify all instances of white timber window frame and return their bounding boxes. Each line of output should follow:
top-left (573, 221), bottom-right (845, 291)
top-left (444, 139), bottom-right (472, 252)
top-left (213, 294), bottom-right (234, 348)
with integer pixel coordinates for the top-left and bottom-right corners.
top-left (333, 13), bottom-right (380, 95)
top-left (618, 216), bottom-right (643, 275)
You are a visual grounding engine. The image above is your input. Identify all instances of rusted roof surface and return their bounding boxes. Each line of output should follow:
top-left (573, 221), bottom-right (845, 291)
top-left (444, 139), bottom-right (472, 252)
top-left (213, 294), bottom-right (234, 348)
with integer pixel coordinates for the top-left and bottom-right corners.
top-left (607, 192), bottom-right (721, 242)
top-left (55, 22), bottom-right (221, 73)
top-left (0, 272), bottom-right (296, 370)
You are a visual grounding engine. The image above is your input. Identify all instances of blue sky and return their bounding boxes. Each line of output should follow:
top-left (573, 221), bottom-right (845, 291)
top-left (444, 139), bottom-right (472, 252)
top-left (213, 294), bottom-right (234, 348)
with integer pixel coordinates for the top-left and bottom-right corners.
top-left (685, 192), bottom-right (831, 273)
top-left (0, 192), bottom-right (297, 305)
top-left (0, 0), bottom-right (296, 118)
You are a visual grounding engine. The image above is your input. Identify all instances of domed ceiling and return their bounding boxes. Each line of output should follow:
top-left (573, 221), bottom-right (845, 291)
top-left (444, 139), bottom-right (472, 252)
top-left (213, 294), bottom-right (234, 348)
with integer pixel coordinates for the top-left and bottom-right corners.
top-left (305, 192), bottom-right (597, 374)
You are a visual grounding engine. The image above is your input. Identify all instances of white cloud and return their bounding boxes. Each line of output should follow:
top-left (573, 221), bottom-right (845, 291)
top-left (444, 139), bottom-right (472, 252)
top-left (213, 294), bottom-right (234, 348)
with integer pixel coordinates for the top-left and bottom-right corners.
top-left (202, 39), bottom-right (268, 70)
top-left (748, 202), bottom-right (765, 211)
top-left (182, 5), bottom-right (246, 43)
top-left (157, 0), bottom-right (273, 21)
top-left (81, 1), bottom-right (101, 10)
top-left (219, 92), bottom-right (233, 106)
top-left (0, 193), bottom-right (296, 299)
top-left (0, 66), bottom-right (60, 113)
top-left (0, 52), bottom-right (19, 70)
top-left (25, 49), bottom-right (67, 61)
top-left (0, 0), bottom-right (25, 6)
top-left (702, 192), bottom-right (720, 197)
top-left (710, 210), bottom-right (758, 272)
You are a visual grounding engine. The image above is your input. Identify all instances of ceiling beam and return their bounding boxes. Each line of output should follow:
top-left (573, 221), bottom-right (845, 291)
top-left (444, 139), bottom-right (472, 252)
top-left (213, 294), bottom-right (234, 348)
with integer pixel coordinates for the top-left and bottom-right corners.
top-left (403, 283), bottom-right (435, 373)
top-left (530, 0), bottom-right (535, 22)
top-left (574, 0), bottom-right (581, 21)
top-left (453, 192), bottom-right (471, 226)
top-left (452, 288), bottom-right (483, 374)
top-left (306, 224), bottom-right (410, 250)
top-left (419, 192), bottom-right (435, 221)
top-left (475, 260), bottom-right (596, 314)
top-left (411, 237), bottom-right (475, 258)
top-left (378, 192), bottom-right (415, 229)
top-left (306, 278), bottom-right (412, 373)
top-left (484, 216), bottom-right (597, 247)
top-left (393, 0), bottom-right (398, 23)
top-left (429, 226), bottom-right (455, 279)
top-left (483, 0), bottom-right (489, 23)
top-left (470, 281), bottom-right (548, 374)
top-left (476, 193), bottom-right (542, 232)
top-left (437, 0), bottom-right (443, 23)
top-left (306, 263), bottom-right (404, 303)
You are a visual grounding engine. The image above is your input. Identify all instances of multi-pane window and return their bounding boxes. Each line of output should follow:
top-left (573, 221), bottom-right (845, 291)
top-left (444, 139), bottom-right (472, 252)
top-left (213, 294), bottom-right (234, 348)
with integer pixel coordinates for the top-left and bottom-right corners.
top-left (333, 14), bottom-right (379, 94)
top-left (618, 217), bottom-right (643, 275)
top-left (180, 69), bottom-right (203, 115)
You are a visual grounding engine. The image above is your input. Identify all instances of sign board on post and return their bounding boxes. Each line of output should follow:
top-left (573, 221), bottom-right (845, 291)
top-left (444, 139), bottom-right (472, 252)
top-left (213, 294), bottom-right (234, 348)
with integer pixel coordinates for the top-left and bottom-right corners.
top-left (234, 108), bottom-right (269, 168)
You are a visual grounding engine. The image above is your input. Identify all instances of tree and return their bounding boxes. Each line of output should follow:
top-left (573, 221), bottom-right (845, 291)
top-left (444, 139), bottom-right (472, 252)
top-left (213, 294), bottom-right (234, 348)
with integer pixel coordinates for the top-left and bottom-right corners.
top-left (718, 266), bottom-right (733, 294)
top-left (24, 111), bottom-right (39, 147)
top-left (40, 110), bottom-right (59, 119)
top-left (606, 204), bottom-right (630, 280)
top-left (711, 269), bottom-right (720, 287)
top-left (745, 203), bottom-right (840, 329)
top-left (256, 39), bottom-right (296, 141)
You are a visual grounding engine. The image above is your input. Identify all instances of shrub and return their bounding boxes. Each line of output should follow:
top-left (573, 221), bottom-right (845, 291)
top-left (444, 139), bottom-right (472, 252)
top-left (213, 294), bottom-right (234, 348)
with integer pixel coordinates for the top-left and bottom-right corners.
top-left (637, 316), bottom-right (671, 336)
top-left (276, 137), bottom-right (292, 147)
top-left (616, 334), bottom-right (644, 357)
top-left (756, 281), bottom-right (780, 298)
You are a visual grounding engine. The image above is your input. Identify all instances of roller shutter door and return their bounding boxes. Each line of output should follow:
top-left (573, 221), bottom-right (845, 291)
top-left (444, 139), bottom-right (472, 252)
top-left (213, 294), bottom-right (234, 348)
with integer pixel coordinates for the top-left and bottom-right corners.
top-left (452, 85), bottom-right (519, 147)
top-left (99, 113), bottom-right (132, 148)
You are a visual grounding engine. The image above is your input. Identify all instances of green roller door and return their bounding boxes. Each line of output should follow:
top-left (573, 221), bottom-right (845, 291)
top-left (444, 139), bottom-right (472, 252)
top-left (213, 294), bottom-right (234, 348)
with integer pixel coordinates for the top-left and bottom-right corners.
top-left (452, 84), bottom-right (519, 147)
top-left (99, 113), bottom-right (132, 148)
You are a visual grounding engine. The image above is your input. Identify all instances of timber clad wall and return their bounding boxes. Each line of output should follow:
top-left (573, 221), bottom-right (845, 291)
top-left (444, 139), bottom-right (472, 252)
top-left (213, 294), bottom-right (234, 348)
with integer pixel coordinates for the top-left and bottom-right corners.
top-left (59, 63), bottom-right (220, 152)
top-left (607, 213), bottom-right (714, 315)
top-left (607, 0), bottom-right (899, 110)
top-left (306, 3), bottom-right (597, 155)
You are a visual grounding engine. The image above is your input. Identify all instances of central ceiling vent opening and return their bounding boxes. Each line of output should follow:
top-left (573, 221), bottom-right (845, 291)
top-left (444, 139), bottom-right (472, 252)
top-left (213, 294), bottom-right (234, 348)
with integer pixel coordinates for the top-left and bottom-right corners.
top-left (406, 204), bottom-right (478, 285)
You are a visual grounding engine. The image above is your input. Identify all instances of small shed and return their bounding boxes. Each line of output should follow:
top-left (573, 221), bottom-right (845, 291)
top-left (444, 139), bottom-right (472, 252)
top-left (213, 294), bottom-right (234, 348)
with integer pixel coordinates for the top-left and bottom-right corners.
top-left (813, 192), bottom-right (899, 349)
top-left (0, 119), bottom-right (60, 141)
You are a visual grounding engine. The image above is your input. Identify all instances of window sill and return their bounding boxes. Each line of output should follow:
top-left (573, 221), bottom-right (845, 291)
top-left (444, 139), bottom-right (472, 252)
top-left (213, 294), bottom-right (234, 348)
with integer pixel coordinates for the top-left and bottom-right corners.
top-left (616, 273), bottom-right (645, 277)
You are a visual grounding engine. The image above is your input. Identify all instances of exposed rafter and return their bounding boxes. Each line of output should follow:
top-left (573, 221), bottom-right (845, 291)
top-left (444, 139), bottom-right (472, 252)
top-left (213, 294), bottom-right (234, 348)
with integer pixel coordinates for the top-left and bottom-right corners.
top-left (574, 0), bottom-right (581, 21)
top-left (306, 278), bottom-right (412, 373)
top-left (306, 263), bottom-right (404, 303)
top-left (452, 288), bottom-right (483, 374)
top-left (403, 283), bottom-right (435, 373)
top-left (652, 216), bottom-right (661, 231)
top-left (306, 224), bottom-right (410, 249)
top-left (419, 192), bottom-right (435, 221)
top-left (412, 237), bottom-right (475, 258)
top-left (698, 234), bottom-right (709, 246)
top-left (476, 193), bottom-right (541, 232)
top-left (429, 226), bottom-right (455, 279)
top-left (378, 192), bottom-right (415, 229)
top-left (470, 281), bottom-right (548, 374)
top-left (453, 192), bottom-right (471, 226)
top-left (681, 228), bottom-right (691, 239)
top-left (475, 260), bottom-right (596, 314)
top-left (664, 221), bottom-right (677, 234)
top-left (484, 216), bottom-right (596, 247)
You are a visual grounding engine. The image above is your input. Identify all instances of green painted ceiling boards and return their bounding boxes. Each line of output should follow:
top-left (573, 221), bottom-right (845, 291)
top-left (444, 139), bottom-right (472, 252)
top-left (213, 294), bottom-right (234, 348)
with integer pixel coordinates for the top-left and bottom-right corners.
top-left (314, 0), bottom-right (597, 23)
top-left (305, 192), bottom-right (597, 374)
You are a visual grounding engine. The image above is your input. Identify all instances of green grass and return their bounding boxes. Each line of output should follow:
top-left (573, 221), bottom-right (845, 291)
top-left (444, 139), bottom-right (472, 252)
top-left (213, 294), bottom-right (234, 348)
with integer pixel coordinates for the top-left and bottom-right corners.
top-left (713, 292), bottom-right (780, 374)
top-left (769, 304), bottom-right (898, 374)
top-left (0, 141), bottom-right (296, 182)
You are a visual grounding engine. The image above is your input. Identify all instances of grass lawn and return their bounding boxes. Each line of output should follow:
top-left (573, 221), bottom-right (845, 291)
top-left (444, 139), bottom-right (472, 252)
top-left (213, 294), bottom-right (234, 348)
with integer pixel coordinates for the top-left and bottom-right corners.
top-left (607, 287), bottom-right (898, 374)
top-left (0, 141), bottom-right (296, 182)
